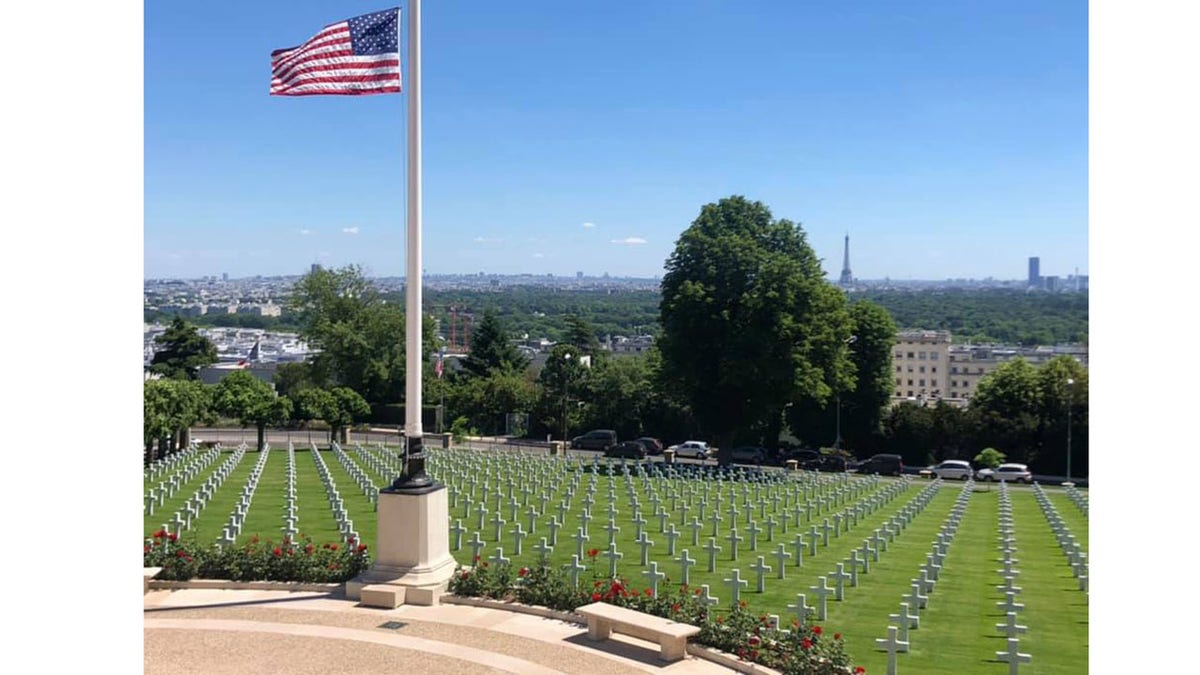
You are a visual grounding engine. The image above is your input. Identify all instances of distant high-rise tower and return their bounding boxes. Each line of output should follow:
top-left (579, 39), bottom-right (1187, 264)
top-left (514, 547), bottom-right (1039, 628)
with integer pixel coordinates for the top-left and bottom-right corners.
top-left (838, 233), bottom-right (853, 286)
top-left (1028, 257), bottom-right (1040, 287)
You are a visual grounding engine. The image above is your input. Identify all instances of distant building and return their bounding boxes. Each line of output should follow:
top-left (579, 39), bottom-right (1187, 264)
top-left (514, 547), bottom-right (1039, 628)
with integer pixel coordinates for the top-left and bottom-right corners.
top-left (1028, 257), bottom-right (1040, 287)
top-left (839, 234), bottom-right (853, 286)
top-left (890, 330), bottom-right (1088, 406)
top-left (891, 330), bottom-right (952, 402)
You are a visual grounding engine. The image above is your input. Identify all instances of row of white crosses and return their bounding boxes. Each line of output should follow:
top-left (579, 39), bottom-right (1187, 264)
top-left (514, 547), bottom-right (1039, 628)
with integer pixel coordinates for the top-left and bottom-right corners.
top-left (350, 442), bottom-right (402, 487)
top-left (1063, 483), bottom-right (1088, 519)
top-left (163, 444), bottom-right (249, 540)
top-left (211, 445), bottom-right (270, 546)
top-left (436, 448), bottom-right (894, 584)
top-left (992, 483), bottom-right (1032, 675)
top-left (309, 443), bottom-right (360, 544)
top-left (330, 441), bottom-right (380, 510)
top-left (755, 477), bottom-right (942, 643)
top-left (1032, 483), bottom-right (1088, 593)
top-left (280, 444), bottom-right (299, 540)
top-left (872, 479), bottom-right (972, 675)
top-left (145, 445), bottom-right (225, 516)
top-left (144, 442), bottom-right (207, 484)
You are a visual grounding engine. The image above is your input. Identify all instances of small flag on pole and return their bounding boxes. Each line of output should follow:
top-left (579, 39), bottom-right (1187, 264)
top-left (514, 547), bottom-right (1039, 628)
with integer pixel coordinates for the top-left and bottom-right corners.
top-left (435, 348), bottom-right (445, 379)
top-left (271, 8), bottom-right (401, 97)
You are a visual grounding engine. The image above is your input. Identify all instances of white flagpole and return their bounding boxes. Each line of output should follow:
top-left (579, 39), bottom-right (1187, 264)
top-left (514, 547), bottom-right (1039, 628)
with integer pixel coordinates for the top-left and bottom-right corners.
top-left (396, 0), bottom-right (431, 489)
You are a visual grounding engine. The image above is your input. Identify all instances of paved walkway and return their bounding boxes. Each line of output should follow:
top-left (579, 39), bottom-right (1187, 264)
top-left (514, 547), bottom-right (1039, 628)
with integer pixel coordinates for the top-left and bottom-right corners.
top-left (144, 588), bottom-right (742, 674)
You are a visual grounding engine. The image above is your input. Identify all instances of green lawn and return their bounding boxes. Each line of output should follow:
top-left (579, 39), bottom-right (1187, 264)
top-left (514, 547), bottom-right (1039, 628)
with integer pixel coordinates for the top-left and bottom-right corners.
top-left (143, 447), bottom-right (1088, 672)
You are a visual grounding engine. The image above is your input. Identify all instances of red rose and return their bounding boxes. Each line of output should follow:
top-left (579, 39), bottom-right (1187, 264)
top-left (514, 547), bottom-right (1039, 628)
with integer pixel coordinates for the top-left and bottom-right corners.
top-left (592, 593), bottom-right (602, 601)
top-left (167, 533), bottom-right (178, 542)
top-left (176, 550), bottom-right (186, 557)
top-left (473, 555), bottom-right (480, 562)
top-left (357, 544), bottom-right (368, 553)
top-left (587, 548), bottom-right (599, 558)
top-left (802, 638), bottom-right (812, 650)
top-left (347, 537), bottom-right (356, 547)
top-left (153, 530), bottom-right (166, 539)
top-left (812, 625), bottom-right (822, 635)
top-left (645, 588), bottom-right (653, 596)
top-left (748, 636), bottom-right (761, 646)
top-left (305, 544), bottom-right (315, 554)
top-left (461, 571), bottom-right (470, 580)
top-left (672, 603), bottom-right (681, 613)
top-left (519, 567), bottom-right (530, 577)
top-left (749, 650), bottom-right (759, 661)
top-left (273, 547), bottom-right (282, 556)
top-left (855, 668), bottom-right (865, 674)
top-left (739, 600), bottom-right (747, 608)
top-left (834, 632), bottom-right (842, 640)
top-left (330, 544), bottom-right (338, 551)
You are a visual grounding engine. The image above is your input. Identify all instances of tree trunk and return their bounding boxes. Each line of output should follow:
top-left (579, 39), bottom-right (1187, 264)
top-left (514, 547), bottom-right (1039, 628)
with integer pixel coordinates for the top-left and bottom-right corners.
top-left (177, 426), bottom-right (192, 450)
top-left (158, 436), bottom-right (169, 459)
top-left (257, 424), bottom-right (266, 452)
top-left (145, 440), bottom-right (156, 466)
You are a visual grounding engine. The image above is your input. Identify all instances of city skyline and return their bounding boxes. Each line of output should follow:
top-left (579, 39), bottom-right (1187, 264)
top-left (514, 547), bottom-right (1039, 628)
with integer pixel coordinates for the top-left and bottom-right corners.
top-left (145, 1), bottom-right (1087, 281)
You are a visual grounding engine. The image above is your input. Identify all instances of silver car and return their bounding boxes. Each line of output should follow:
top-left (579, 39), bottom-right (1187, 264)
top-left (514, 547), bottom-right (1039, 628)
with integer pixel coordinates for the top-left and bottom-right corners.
top-left (976, 463), bottom-right (1032, 483)
top-left (668, 441), bottom-right (711, 460)
top-left (931, 459), bottom-right (974, 480)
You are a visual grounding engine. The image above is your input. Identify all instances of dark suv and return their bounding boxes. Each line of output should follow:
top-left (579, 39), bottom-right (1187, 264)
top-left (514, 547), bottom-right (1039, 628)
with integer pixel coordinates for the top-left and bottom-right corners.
top-left (571, 429), bottom-right (618, 451)
top-left (856, 453), bottom-right (904, 476)
top-left (604, 441), bottom-right (647, 460)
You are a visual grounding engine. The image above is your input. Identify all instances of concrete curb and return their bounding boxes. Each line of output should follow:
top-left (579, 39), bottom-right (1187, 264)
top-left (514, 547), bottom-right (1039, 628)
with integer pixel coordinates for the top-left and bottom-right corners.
top-left (146, 575), bottom-right (342, 594)
top-left (441, 595), bottom-right (781, 674)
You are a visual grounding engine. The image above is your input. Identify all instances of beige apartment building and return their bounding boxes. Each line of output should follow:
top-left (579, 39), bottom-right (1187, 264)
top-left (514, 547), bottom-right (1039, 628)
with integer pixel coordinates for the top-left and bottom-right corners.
top-left (891, 330), bottom-right (1089, 407)
top-left (891, 330), bottom-right (951, 403)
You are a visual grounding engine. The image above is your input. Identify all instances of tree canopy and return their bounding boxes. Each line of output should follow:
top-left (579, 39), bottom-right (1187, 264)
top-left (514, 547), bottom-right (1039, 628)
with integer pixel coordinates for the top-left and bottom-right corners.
top-left (658, 196), bottom-right (853, 461)
top-left (210, 370), bottom-right (292, 450)
top-left (459, 308), bottom-right (530, 378)
top-left (150, 316), bottom-right (217, 380)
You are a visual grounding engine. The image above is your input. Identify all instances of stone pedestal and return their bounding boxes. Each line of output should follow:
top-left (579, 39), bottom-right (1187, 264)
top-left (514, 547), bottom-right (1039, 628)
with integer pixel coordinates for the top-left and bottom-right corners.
top-left (346, 484), bottom-right (456, 606)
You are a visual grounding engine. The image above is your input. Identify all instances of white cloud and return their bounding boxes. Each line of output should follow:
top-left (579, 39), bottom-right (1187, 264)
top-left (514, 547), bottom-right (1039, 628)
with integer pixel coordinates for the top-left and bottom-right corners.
top-left (299, 229), bottom-right (314, 236)
top-left (473, 236), bottom-right (504, 244)
top-left (610, 237), bottom-right (648, 245)
top-left (582, 222), bottom-right (596, 229)
top-left (342, 227), bottom-right (359, 235)
top-left (532, 252), bottom-right (545, 258)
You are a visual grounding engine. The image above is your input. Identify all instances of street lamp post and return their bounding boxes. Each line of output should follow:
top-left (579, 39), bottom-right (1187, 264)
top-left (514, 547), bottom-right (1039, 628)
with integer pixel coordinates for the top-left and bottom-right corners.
top-left (1065, 377), bottom-right (1074, 484)
top-left (835, 335), bottom-right (858, 451)
top-left (562, 352), bottom-right (571, 444)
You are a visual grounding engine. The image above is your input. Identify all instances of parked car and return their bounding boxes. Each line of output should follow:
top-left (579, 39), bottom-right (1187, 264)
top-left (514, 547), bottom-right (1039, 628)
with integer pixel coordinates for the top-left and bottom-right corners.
top-left (668, 441), bottom-right (711, 460)
top-left (856, 453), bottom-right (905, 476)
top-left (571, 429), bottom-right (617, 451)
top-left (604, 441), bottom-right (647, 460)
top-left (729, 446), bottom-right (768, 464)
top-left (930, 459), bottom-right (974, 480)
top-left (778, 448), bottom-right (820, 466)
top-left (635, 437), bottom-right (664, 455)
top-left (976, 463), bottom-right (1032, 483)
top-left (800, 455), bottom-right (850, 472)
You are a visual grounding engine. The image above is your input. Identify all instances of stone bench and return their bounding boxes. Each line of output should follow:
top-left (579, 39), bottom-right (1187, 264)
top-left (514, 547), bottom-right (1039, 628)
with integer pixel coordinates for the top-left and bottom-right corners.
top-left (144, 567), bottom-right (162, 594)
top-left (575, 602), bottom-right (700, 661)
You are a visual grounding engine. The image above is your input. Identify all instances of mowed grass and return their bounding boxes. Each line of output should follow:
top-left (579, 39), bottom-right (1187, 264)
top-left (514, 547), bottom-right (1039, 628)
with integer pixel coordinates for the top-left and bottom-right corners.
top-left (142, 448), bottom-right (1088, 671)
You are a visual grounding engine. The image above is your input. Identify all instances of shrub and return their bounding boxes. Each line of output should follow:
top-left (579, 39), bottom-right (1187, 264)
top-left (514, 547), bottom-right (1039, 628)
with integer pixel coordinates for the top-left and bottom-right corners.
top-left (447, 561), bottom-right (862, 674)
top-left (144, 531), bottom-right (371, 583)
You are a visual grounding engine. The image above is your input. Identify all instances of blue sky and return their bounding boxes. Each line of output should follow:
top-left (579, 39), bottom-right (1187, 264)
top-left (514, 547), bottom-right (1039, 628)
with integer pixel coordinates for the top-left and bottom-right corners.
top-left (145, 1), bottom-right (1087, 281)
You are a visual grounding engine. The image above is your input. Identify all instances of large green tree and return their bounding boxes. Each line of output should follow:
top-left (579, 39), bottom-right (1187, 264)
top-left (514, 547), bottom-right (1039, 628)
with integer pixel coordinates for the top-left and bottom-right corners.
top-left (289, 265), bottom-right (437, 406)
top-left (143, 378), bottom-right (212, 462)
top-left (210, 370), bottom-right (292, 451)
top-left (535, 344), bottom-right (592, 441)
top-left (659, 196), bottom-right (853, 462)
top-left (835, 301), bottom-right (898, 452)
top-left (459, 309), bottom-right (530, 378)
top-left (970, 358), bottom-right (1043, 465)
top-left (150, 317), bottom-right (218, 380)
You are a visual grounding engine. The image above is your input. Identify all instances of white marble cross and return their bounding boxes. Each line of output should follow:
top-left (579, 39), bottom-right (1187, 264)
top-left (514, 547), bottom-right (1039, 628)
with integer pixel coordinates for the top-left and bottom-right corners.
top-left (787, 593), bottom-right (814, 627)
top-left (724, 568), bottom-right (748, 606)
top-left (995, 637), bottom-right (1032, 675)
top-left (642, 561), bottom-right (666, 596)
top-left (995, 611), bottom-right (1027, 639)
top-left (876, 625), bottom-right (910, 675)
top-left (750, 556), bottom-right (771, 592)
top-left (772, 543), bottom-right (792, 578)
top-left (809, 577), bottom-right (834, 620)
top-left (889, 602), bottom-right (919, 641)
top-left (563, 554), bottom-right (587, 587)
top-left (676, 549), bottom-right (697, 586)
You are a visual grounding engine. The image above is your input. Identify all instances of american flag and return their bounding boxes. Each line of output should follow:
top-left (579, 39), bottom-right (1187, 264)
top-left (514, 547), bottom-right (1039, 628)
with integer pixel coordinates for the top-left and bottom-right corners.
top-left (271, 8), bottom-right (401, 97)
top-left (435, 347), bottom-right (445, 379)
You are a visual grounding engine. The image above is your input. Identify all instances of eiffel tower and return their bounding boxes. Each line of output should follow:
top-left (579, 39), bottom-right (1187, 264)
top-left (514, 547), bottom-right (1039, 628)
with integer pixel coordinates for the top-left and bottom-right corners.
top-left (838, 233), bottom-right (853, 286)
